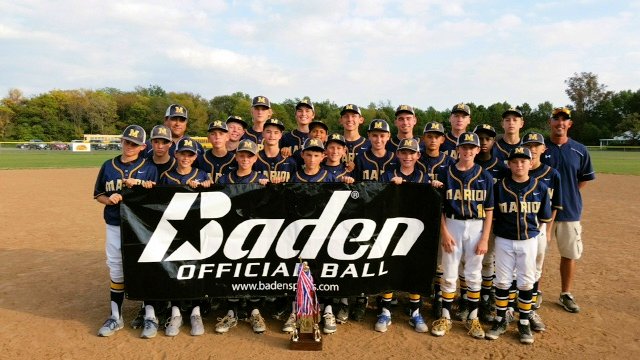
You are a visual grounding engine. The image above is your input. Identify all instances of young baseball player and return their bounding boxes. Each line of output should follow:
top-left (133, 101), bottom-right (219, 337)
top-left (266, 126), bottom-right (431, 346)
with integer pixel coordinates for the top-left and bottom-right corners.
top-left (243, 96), bottom-right (272, 151)
top-left (148, 125), bottom-right (177, 178)
top-left (495, 108), bottom-right (525, 164)
top-left (322, 133), bottom-right (355, 183)
top-left (485, 146), bottom-right (552, 344)
top-left (386, 105), bottom-right (421, 152)
top-left (375, 138), bottom-right (430, 333)
top-left (215, 139), bottom-right (269, 334)
top-left (292, 120), bottom-right (330, 166)
top-left (440, 103), bottom-right (472, 159)
top-left (473, 123), bottom-right (508, 322)
top-left (198, 120), bottom-right (237, 183)
top-left (94, 125), bottom-right (158, 337)
top-left (280, 98), bottom-right (314, 157)
top-left (254, 118), bottom-right (296, 183)
top-left (431, 132), bottom-right (493, 340)
top-left (226, 115), bottom-right (248, 152)
top-left (159, 137), bottom-right (211, 337)
top-left (418, 121), bottom-right (456, 318)
top-left (339, 104), bottom-right (370, 171)
top-left (541, 107), bottom-right (595, 314)
top-left (353, 119), bottom-right (397, 181)
top-left (521, 132), bottom-right (563, 331)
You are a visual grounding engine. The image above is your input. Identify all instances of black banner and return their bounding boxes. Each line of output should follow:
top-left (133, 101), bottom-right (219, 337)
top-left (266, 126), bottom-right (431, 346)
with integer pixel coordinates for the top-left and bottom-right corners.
top-left (121, 183), bottom-right (441, 300)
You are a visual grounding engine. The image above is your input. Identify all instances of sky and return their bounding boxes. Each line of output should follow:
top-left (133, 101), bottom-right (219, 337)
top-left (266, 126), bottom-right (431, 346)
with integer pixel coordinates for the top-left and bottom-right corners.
top-left (1, 0), bottom-right (639, 110)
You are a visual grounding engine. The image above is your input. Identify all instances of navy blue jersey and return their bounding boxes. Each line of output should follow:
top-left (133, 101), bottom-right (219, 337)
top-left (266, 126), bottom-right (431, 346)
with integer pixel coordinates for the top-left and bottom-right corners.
top-left (198, 150), bottom-right (236, 183)
top-left (93, 156), bottom-right (158, 226)
top-left (386, 136), bottom-right (425, 153)
top-left (243, 128), bottom-right (264, 151)
top-left (493, 177), bottom-right (553, 240)
top-left (475, 154), bottom-right (508, 184)
top-left (143, 136), bottom-right (204, 159)
top-left (353, 149), bottom-right (397, 181)
top-left (217, 170), bottom-right (267, 184)
top-left (253, 150), bottom-right (297, 182)
top-left (292, 168), bottom-right (337, 183)
top-left (438, 164), bottom-right (494, 219)
top-left (381, 167), bottom-right (430, 184)
top-left (160, 167), bottom-right (209, 185)
top-left (494, 137), bottom-right (520, 165)
top-left (322, 162), bottom-right (351, 179)
top-left (440, 131), bottom-right (459, 159)
top-left (418, 152), bottom-right (456, 182)
top-left (151, 157), bottom-right (177, 177)
top-left (344, 136), bottom-right (370, 164)
top-left (280, 129), bottom-right (308, 155)
top-left (529, 164), bottom-right (563, 212)
top-left (541, 138), bottom-right (595, 221)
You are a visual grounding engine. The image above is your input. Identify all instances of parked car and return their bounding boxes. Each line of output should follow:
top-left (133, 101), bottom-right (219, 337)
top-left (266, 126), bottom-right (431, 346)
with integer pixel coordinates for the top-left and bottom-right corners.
top-left (17, 139), bottom-right (49, 150)
top-left (51, 142), bottom-right (70, 150)
top-left (90, 139), bottom-right (109, 150)
top-left (107, 140), bottom-right (122, 151)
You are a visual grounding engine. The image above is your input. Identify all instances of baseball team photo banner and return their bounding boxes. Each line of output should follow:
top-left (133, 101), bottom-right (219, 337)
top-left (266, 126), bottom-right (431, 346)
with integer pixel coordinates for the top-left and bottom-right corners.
top-left (120, 183), bottom-right (441, 300)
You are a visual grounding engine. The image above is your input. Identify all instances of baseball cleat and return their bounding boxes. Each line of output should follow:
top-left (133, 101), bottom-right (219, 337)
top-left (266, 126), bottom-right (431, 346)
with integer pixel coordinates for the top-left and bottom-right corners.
top-left (409, 313), bottom-right (428, 333)
top-left (518, 321), bottom-right (534, 344)
top-left (374, 313), bottom-right (391, 332)
top-left (485, 318), bottom-right (508, 340)
top-left (323, 313), bottom-right (337, 334)
top-left (215, 313), bottom-right (238, 334)
top-left (430, 317), bottom-right (452, 337)
top-left (529, 311), bottom-right (546, 332)
top-left (281, 312), bottom-right (296, 333)
top-left (190, 315), bottom-right (204, 336)
top-left (98, 316), bottom-right (124, 337)
top-left (165, 315), bottom-right (183, 337)
top-left (250, 311), bottom-right (267, 334)
top-left (140, 317), bottom-right (159, 339)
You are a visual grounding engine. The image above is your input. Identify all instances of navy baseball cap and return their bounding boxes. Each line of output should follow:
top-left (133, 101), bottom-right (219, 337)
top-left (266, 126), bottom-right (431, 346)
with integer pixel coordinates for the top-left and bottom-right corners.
top-left (165, 104), bottom-right (188, 119)
top-left (302, 138), bottom-right (325, 152)
top-left (150, 125), bottom-right (172, 142)
top-left (451, 103), bottom-right (471, 116)
top-left (340, 104), bottom-right (362, 116)
top-left (326, 133), bottom-right (347, 146)
top-left (176, 137), bottom-right (198, 154)
top-left (252, 96), bottom-right (271, 108)
top-left (395, 104), bottom-right (415, 116)
top-left (456, 132), bottom-right (480, 147)
top-left (367, 119), bottom-right (391, 133)
top-left (122, 125), bottom-right (146, 145)
top-left (423, 122), bottom-right (445, 135)
top-left (208, 120), bottom-right (229, 132)
top-left (522, 132), bottom-right (545, 145)
top-left (296, 98), bottom-right (315, 111)
top-left (473, 124), bottom-right (497, 137)
top-left (309, 120), bottom-right (329, 132)
top-left (263, 118), bottom-right (285, 131)
top-left (502, 107), bottom-right (523, 118)
top-left (508, 146), bottom-right (532, 160)
top-left (552, 107), bottom-right (571, 119)
top-left (237, 139), bottom-right (258, 155)
top-left (226, 115), bottom-right (248, 129)
top-left (397, 138), bottom-right (420, 152)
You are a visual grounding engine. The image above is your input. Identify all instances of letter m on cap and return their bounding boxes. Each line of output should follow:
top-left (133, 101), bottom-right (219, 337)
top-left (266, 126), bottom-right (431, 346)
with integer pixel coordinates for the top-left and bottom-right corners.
top-left (528, 134), bottom-right (539, 141)
top-left (214, 121), bottom-right (222, 127)
top-left (257, 96), bottom-right (266, 104)
top-left (374, 122), bottom-right (383, 129)
top-left (129, 129), bottom-right (140, 138)
top-left (515, 147), bottom-right (525, 154)
top-left (184, 140), bottom-right (193, 147)
top-left (464, 134), bottom-right (474, 141)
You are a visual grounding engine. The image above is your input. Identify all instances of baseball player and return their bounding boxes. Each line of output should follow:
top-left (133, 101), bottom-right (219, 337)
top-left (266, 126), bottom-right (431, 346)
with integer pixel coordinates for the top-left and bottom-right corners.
top-left (494, 108), bottom-right (525, 164)
top-left (292, 120), bottom-right (330, 166)
top-left (376, 138), bottom-right (430, 333)
top-left (144, 104), bottom-right (204, 158)
top-left (431, 132), bottom-right (493, 340)
top-left (440, 103), bottom-right (472, 159)
top-left (225, 115), bottom-right (248, 152)
top-left (322, 133), bottom-right (355, 183)
top-left (254, 118), bottom-right (297, 183)
top-left (94, 125), bottom-right (158, 337)
top-left (386, 105), bottom-right (422, 153)
top-left (485, 147), bottom-right (552, 344)
top-left (339, 104), bottom-right (370, 170)
top-left (521, 132), bottom-right (563, 331)
top-left (541, 107), bottom-right (595, 313)
top-left (148, 125), bottom-right (177, 179)
top-left (243, 95), bottom-right (272, 151)
top-left (473, 123), bottom-right (508, 322)
top-left (352, 119), bottom-right (397, 182)
top-left (280, 98), bottom-right (314, 157)
top-left (198, 120), bottom-right (236, 183)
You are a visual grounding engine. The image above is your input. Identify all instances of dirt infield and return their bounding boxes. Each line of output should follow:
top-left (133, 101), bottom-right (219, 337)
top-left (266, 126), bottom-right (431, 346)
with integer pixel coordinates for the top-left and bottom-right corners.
top-left (0, 169), bottom-right (638, 359)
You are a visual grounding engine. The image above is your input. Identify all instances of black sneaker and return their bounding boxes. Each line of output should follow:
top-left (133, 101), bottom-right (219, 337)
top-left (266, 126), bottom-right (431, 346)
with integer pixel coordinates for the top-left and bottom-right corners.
top-left (454, 297), bottom-right (469, 321)
top-left (518, 321), bottom-right (534, 344)
top-left (529, 311), bottom-right (546, 332)
top-left (479, 298), bottom-right (494, 323)
top-left (350, 297), bottom-right (367, 321)
top-left (485, 318), bottom-right (508, 340)
top-left (559, 293), bottom-right (580, 313)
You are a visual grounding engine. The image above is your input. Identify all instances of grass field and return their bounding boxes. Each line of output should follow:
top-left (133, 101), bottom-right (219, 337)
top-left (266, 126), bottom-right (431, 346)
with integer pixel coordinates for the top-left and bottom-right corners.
top-left (0, 148), bottom-right (638, 175)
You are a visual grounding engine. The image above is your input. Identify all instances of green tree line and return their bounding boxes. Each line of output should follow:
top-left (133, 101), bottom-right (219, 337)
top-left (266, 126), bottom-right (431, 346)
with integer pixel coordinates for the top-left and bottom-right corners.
top-left (1, 72), bottom-right (639, 145)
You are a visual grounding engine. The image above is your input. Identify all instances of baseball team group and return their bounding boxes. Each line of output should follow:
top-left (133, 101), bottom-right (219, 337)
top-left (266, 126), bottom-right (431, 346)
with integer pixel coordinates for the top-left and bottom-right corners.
top-left (93, 95), bottom-right (595, 345)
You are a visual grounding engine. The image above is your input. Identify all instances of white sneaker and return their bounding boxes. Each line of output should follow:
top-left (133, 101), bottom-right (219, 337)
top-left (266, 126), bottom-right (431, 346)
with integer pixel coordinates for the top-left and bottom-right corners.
top-left (98, 316), bottom-right (124, 337)
top-left (215, 314), bottom-right (238, 334)
top-left (140, 317), bottom-right (159, 339)
top-left (282, 312), bottom-right (296, 333)
top-left (190, 315), bottom-right (204, 336)
top-left (165, 315), bottom-right (183, 337)
top-left (323, 313), bottom-right (337, 334)
top-left (250, 311), bottom-right (267, 333)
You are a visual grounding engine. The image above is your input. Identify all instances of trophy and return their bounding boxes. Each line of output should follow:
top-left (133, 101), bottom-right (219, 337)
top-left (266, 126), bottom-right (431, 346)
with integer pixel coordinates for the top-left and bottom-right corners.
top-left (289, 261), bottom-right (322, 351)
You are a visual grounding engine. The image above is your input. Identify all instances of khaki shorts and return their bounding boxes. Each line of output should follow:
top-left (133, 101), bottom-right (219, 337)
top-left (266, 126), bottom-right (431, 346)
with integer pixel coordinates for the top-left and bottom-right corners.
top-left (553, 221), bottom-right (583, 260)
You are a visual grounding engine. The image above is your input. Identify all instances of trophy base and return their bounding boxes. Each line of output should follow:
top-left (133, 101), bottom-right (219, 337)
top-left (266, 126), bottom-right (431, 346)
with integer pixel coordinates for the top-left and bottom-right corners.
top-left (289, 332), bottom-right (323, 351)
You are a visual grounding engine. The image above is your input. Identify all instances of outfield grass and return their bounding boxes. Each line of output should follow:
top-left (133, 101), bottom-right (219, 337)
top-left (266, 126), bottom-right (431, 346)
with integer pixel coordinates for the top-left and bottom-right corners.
top-left (1, 148), bottom-right (638, 175)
